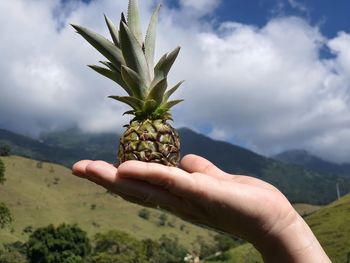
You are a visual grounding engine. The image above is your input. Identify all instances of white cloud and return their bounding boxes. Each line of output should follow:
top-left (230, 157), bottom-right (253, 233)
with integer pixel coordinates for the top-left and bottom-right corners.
top-left (1, 0), bottom-right (350, 163)
top-left (287, 0), bottom-right (308, 13)
top-left (178, 0), bottom-right (221, 17)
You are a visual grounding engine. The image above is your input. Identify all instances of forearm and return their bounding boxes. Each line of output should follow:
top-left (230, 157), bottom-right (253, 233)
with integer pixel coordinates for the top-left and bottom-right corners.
top-left (256, 213), bottom-right (330, 263)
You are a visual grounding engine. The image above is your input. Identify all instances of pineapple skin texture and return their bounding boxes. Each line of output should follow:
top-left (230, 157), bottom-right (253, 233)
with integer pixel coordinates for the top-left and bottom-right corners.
top-left (118, 119), bottom-right (180, 167)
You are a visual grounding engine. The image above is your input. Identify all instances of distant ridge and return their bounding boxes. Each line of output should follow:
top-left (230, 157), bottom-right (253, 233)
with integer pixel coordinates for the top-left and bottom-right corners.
top-left (274, 149), bottom-right (350, 177)
top-left (1, 128), bottom-right (350, 204)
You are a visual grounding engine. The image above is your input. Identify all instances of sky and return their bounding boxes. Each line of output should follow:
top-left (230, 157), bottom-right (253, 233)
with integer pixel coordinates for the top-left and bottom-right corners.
top-left (1, 0), bottom-right (350, 164)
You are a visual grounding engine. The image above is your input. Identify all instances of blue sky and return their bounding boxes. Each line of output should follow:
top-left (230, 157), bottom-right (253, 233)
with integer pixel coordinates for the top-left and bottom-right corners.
top-left (72, 0), bottom-right (350, 38)
top-left (215, 0), bottom-right (349, 38)
top-left (1, 0), bottom-right (350, 163)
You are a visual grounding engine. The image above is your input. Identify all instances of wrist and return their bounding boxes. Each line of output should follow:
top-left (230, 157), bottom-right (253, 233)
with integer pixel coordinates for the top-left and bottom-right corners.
top-left (255, 211), bottom-right (330, 263)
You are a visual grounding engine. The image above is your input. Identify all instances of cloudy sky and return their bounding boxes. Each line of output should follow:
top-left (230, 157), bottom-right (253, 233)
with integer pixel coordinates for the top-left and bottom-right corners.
top-left (1, 0), bottom-right (350, 163)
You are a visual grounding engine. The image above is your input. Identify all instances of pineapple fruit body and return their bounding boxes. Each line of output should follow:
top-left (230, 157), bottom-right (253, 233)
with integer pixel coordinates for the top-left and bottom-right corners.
top-left (119, 119), bottom-right (180, 166)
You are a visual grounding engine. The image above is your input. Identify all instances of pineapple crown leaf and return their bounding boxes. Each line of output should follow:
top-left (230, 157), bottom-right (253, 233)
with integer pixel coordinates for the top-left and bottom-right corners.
top-left (121, 65), bottom-right (145, 99)
top-left (119, 20), bottom-right (151, 86)
top-left (154, 46), bottom-right (181, 82)
top-left (109, 96), bottom-right (143, 110)
top-left (164, 99), bottom-right (184, 109)
top-left (123, 110), bottom-right (135, 116)
top-left (73, 0), bottom-right (184, 121)
top-left (142, 99), bottom-right (157, 115)
top-left (163, 80), bottom-right (185, 102)
top-left (147, 77), bottom-right (167, 106)
top-left (71, 24), bottom-right (124, 68)
top-left (144, 4), bottom-right (161, 78)
top-left (88, 65), bottom-right (130, 94)
top-left (99, 61), bottom-right (118, 71)
top-left (127, 0), bottom-right (143, 45)
top-left (104, 14), bottom-right (120, 47)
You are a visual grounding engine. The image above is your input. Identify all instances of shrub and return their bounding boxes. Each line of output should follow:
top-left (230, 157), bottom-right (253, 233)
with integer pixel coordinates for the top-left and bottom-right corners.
top-left (158, 213), bottom-right (168, 226)
top-left (36, 161), bottom-right (43, 169)
top-left (138, 208), bottom-right (150, 220)
top-left (0, 203), bottom-right (13, 229)
top-left (0, 159), bottom-right (5, 184)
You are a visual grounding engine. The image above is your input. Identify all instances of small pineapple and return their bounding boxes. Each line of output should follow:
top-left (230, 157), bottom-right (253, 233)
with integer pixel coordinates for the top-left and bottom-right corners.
top-left (72, 0), bottom-right (183, 166)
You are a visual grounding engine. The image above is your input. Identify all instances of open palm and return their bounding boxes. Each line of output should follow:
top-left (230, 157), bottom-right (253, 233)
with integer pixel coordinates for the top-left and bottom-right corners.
top-left (72, 154), bottom-right (330, 262)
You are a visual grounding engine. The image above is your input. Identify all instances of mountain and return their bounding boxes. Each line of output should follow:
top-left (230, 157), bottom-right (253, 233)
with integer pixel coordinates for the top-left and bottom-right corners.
top-left (0, 128), bottom-right (118, 167)
top-left (1, 128), bottom-right (350, 204)
top-left (274, 149), bottom-right (350, 177)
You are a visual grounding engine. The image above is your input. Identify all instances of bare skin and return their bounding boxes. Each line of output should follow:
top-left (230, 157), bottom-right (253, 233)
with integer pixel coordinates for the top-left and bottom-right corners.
top-left (72, 154), bottom-right (330, 262)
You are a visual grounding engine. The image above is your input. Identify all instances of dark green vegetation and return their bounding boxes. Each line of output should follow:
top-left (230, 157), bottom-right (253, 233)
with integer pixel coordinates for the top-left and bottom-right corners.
top-left (0, 158), bottom-right (13, 230)
top-left (26, 224), bottom-right (91, 263)
top-left (0, 158), bottom-right (5, 184)
top-left (0, 225), bottom-right (190, 263)
top-left (1, 128), bottom-right (350, 204)
top-left (0, 144), bottom-right (11, 157)
top-left (274, 149), bottom-right (350, 177)
top-left (0, 203), bottom-right (12, 229)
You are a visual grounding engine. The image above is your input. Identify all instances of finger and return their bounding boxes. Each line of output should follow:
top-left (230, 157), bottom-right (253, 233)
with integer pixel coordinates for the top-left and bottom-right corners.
top-left (72, 160), bottom-right (93, 178)
top-left (118, 161), bottom-right (197, 197)
top-left (73, 160), bottom-right (185, 212)
top-left (180, 154), bottom-right (231, 179)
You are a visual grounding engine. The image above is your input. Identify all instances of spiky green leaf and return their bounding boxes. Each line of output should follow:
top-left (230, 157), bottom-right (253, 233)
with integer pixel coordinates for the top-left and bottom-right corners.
top-left (144, 4), bottom-right (161, 78)
top-left (153, 47), bottom-right (180, 83)
top-left (121, 65), bottom-right (146, 99)
top-left (108, 96), bottom-right (143, 110)
top-left (147, 78), bottom-right (167, 105)
top-left (142, 99), bottom-right (157, 114)
top-left (164, 99), bottom-right (183, 109)
top-left (119, 21), bottom-right (151, 85)
top-left (163, 80), bottom-right (184, 102)
top-left (71, 24), bottom-right (124, 68)
top-left (104, 15), bottom-right (120, 47)
top-left (127, 0), bottom-right (143, 45)
top-left (99, 61), bottom-right (118, 71)
top-left (123, 110), bottom-right (135, 115)
top-left (88, 65), bottom-right (132, 95)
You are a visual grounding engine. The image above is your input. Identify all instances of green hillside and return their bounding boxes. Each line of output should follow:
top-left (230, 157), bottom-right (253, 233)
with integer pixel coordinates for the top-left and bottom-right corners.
top-left (210, 194), bottom-right (350, 263)
top-left (305, 193), bottom-right (350, 263)
top-left (0, 156), bottom-right (214, 248)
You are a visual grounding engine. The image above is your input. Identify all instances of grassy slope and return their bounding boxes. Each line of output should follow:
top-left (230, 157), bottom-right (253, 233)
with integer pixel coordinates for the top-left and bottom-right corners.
top-left (217, 194), bottom-right (350, 263)
top-left (305, 193), bottom-right (350, 263)
top-left (0, 156), bottom-right (214, 248)
top-left (292, 203), bottom-right (323, 217)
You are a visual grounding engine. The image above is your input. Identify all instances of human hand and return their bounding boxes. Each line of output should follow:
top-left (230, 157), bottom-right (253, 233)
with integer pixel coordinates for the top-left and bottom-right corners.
top-left (72, 154), bottom-right (330, 262)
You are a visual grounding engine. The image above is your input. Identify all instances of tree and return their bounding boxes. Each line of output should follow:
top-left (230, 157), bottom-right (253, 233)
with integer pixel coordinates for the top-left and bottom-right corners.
top-left (0, 159), bottom-right (5, 184)
top-left (26, 224), bottom-right (91, 263)
top-left (88, 230), bottom-right (147, 263)
top-left (158, 213), bottom-right (168, 226)
top-left (0, 203), bottom-right (13, 229)
top-left (0, 144), bottom-right (11, 157)
top-left (156, 234), bottom-right (187, 263)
